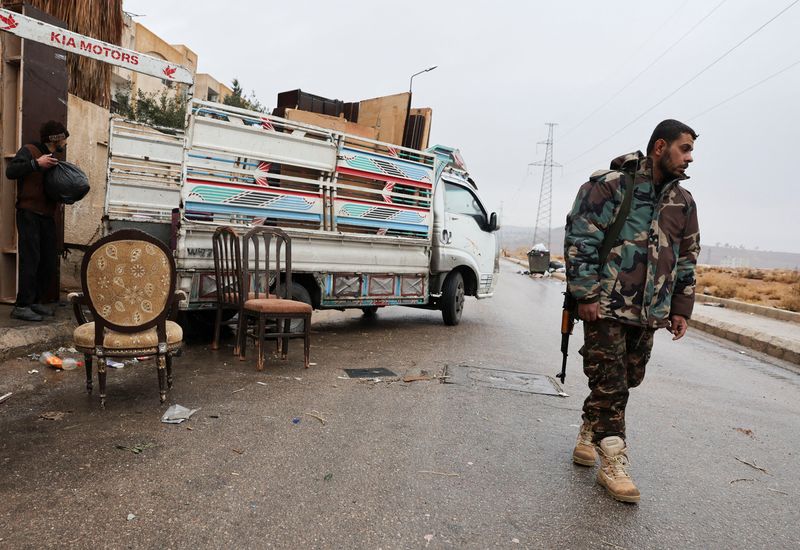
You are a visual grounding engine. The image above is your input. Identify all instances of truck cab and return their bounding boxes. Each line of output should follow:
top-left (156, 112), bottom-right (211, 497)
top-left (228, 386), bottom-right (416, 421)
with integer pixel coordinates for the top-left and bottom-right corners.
top-left (429, 146), bottom-right (500, 325)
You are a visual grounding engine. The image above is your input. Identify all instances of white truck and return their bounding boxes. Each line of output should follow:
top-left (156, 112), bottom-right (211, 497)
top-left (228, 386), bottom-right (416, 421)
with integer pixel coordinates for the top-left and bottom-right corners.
top-left (104, 100), bottom-right (500, 326)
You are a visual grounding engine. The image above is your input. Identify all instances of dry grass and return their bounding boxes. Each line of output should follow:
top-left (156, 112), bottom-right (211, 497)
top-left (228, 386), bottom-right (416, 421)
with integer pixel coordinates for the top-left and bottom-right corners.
top-left (24, 0), bottom-right (124, 108)
top-left (697, 266), bottom-right (800, 311)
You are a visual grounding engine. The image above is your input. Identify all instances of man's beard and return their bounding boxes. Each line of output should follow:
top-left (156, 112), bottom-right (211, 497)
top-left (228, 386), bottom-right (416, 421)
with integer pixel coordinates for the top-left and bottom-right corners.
top-left (658, 155), bottom-right (682, 181)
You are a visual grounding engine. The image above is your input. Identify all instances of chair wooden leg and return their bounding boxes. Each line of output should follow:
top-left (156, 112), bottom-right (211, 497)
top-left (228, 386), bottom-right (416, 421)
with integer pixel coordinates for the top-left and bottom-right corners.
top-left (166, 355), bottom-right (174, 389)
top-left (98, 358), bottom-right (107, 407)
top-left (239, 313), bottom-right (248, 361)
top-left (256, 314), bottom-right (266, 371)
top-left (211, 306), bottom-right (223, 350)
top-left (233, 311), bottom-right (243, 356)
top-left (84, 354), bottom-right (93, 394)
top-left (304, 314), bottom-right (311, 368)
top-left (157, 355), bottom-right (167, 403)
top-left (281, 318), bottom-right (290, 360)
top-left (275, 319), bottom-right (282, 356)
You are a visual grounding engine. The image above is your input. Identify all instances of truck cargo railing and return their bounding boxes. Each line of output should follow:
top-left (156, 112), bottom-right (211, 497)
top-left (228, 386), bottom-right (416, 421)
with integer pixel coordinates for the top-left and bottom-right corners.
top-left (181, 100), bottom-right (437, 240)
top-left (106, 119), bottom-right (184, 223)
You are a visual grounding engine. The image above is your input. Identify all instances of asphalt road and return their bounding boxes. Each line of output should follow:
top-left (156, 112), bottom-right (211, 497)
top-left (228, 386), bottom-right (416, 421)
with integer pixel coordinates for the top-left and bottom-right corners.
top-left (1, 259), bottom-right (798, 549)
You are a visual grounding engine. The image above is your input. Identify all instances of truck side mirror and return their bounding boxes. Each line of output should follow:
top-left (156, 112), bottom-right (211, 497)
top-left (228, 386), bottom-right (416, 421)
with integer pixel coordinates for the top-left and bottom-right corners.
top-left (488, 212), bottom-right (499, 232)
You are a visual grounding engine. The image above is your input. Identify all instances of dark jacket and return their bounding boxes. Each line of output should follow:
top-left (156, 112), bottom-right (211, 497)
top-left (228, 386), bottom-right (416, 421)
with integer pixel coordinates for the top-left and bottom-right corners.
top-left (6, 143), bottom-right (57, 217)
top-left (564, 151), bottom-right (700, 328)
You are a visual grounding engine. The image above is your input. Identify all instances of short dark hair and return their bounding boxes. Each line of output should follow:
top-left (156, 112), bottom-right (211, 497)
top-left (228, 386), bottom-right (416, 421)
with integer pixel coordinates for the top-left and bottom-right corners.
top-left (39, 120), bottom-right (69, 143)
top-left (646, 119), bottom-right (698, 155)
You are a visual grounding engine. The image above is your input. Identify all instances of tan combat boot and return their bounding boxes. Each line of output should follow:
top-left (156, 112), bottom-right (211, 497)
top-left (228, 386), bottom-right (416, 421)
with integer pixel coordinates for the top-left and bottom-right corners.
top-left (572, 423), bottom-right (597, 466)
top-left (596, 436), bottom-right (640, 503)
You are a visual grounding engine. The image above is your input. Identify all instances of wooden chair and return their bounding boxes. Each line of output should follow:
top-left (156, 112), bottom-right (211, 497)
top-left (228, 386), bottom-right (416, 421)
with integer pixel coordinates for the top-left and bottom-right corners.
top-left (211, 226), bottom-right (244, 354)
top-left (68, 229), bottom-right (185, 406)
top-left (239, 227), bottom-right (312, 370)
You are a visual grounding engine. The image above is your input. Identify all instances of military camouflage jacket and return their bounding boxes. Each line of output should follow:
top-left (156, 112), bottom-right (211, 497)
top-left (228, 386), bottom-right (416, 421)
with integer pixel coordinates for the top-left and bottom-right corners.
top-left (564, 151), bottom-right (700, 328)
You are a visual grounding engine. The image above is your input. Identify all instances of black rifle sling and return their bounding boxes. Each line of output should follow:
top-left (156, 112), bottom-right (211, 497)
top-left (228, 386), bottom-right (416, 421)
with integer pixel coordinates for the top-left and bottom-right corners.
top-left (597, 170), bottom-right (634, 267)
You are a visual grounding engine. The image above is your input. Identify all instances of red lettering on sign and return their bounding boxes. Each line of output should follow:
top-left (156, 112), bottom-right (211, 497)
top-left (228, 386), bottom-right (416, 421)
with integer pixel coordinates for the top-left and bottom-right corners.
top-left (79, 40), bottom-right (92, 52)
top-left (121, 52), bottom-right (130, 63)
top-left (111, 49), bottom-right (121, 60)
top-left (92, 44), bottom-right (102, 55)
top-left (130, 54), bottom-right (139, 65)
top-left (50, 31), bottom-right (61, 44)
top-left (65, 37), bottom-right (76, 48)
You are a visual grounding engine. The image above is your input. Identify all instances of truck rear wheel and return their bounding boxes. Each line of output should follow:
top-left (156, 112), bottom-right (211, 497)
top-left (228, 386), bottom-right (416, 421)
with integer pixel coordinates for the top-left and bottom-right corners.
top-left (276, 281), bottom-right (313, 332)
top-left (361, 306), bottom-right (379, 318)
top-left (441, 271), bottom-right (465, 326)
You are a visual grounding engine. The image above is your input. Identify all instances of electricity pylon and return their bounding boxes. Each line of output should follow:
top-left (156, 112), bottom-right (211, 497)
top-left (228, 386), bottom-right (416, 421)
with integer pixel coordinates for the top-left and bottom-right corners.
top-left (529, 123), bottom-right (561, 251)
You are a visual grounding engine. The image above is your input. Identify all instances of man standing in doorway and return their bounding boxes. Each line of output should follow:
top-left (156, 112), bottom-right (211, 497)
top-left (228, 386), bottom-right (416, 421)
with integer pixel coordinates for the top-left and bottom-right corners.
top-left (6, 120), bottom-right (68, 322)
top-left (563, 119), bottom-right (700, 503)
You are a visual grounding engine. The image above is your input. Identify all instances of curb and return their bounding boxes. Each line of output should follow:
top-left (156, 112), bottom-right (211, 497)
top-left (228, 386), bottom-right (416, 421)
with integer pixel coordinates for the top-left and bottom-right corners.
top-left (691, 313), bottom-right (800, 366)
top-left (0, 319), bottom-right (74, 362)
top-left (696, 294), bottom-right (800, 324)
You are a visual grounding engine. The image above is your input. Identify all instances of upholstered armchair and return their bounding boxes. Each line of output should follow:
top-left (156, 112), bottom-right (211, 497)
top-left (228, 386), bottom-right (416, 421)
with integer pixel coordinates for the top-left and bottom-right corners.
top-left (69, 229), bottom-right (185, 406)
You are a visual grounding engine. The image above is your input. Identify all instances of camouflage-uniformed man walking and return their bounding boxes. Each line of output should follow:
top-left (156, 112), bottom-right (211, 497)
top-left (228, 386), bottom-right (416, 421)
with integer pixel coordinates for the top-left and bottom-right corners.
top-left (564, 119), bottom-right (700, 503)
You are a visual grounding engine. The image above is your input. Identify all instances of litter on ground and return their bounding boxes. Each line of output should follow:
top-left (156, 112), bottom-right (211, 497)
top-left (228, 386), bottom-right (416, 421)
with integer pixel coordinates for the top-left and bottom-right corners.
top-left (160, 404), bottom-right (199, 424)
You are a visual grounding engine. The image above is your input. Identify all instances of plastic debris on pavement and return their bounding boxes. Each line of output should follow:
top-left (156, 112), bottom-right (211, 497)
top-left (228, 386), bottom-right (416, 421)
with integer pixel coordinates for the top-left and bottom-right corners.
top-left (127, 513), bottom-right (136, 521)
top-left (32, 350), bottom-right (84, 370)
top-left (106, 360), bottom-right (125, 369)
top-left (291, 417), bottom-right (301, 425)
top-left (39, 411), bottom-right (66, 421)
top-left (39, 352), bottom-right (62, 369)
top-left (61, 358), bottom-right (83, 371)
top-left (0, 392), bottom-right (12, 405)
top-left (160, 404), bottom-right (199, 424)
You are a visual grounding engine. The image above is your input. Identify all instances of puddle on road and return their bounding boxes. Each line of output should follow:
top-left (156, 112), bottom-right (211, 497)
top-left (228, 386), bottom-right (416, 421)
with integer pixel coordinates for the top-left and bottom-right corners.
top-left (447, 365), bottom-right (567, 397)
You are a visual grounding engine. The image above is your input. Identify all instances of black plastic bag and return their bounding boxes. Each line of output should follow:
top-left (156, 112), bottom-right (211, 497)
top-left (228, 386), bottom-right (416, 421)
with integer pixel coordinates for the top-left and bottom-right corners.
top-left (43, 161), bottom-right (90, 204)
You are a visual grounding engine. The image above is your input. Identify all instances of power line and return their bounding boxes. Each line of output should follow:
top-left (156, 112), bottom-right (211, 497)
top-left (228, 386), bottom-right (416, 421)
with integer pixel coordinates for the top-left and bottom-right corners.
top-left (688, 57), bottom-right (800, 120)
top-left (566, 0), bottom-right (800, 165)
top-left (560, 0), bottom-right (724, 141)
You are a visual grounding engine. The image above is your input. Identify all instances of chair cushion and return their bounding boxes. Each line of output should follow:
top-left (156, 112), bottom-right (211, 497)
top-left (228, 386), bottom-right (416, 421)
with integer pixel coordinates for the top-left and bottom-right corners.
top-left (74, 321), bottom-right (183, 350)
top-left (222, 291), bottom-right (276, 303)
top-left (244, 298), bottom-right (312, 314)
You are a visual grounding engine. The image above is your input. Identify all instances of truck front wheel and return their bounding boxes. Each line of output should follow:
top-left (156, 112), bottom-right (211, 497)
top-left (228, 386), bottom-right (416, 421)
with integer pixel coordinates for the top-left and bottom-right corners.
top-left (441, 271), bottom-right (465, 326)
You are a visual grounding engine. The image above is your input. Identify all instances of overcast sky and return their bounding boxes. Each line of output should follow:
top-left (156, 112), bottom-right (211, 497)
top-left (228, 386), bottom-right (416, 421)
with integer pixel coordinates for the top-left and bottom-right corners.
top-left (125, 0), bottom-right (800, 253)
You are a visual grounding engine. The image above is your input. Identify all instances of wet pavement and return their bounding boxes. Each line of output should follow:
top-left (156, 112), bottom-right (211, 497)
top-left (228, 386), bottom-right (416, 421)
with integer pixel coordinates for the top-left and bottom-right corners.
top-left (1, 260), bottom-right (799, 549)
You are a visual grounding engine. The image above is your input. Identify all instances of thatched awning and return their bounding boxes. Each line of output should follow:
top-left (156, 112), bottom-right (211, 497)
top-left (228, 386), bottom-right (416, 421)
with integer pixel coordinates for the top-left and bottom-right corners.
top-left (15, 0), bottom-right (124, 108)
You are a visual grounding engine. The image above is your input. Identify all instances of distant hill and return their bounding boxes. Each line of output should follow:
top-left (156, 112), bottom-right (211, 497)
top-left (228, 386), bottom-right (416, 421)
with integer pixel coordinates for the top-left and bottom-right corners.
top-left (499, 225), bottom-right (800, 270)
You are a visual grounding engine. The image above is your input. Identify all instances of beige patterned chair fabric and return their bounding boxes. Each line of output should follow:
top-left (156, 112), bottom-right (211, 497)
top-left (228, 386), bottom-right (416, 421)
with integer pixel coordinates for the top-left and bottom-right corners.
top-left (74, 321), bottom-right (183, 351)
top-left (85, 240), bottom-right (171, 327)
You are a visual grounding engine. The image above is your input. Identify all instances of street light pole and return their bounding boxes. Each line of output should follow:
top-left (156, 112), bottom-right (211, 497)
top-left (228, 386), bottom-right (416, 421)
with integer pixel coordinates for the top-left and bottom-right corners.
top-left (409, 65), bottom-right (437, 93)
top-left (403, 65), bottom-right (437, 148)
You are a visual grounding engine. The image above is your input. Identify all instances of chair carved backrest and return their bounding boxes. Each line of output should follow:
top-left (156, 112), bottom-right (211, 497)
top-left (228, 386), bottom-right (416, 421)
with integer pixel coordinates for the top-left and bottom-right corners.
top-left (242, 227), bottom-right (293, 300)
top-left (212, 227), bottom-right (243, 307)
top-left (81, 229), bottom-right (177, 347)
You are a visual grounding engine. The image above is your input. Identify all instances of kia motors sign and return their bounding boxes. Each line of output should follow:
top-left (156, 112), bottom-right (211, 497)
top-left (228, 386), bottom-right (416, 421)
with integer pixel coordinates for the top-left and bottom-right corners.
top-left (0, 8), bottom-right (193, 85)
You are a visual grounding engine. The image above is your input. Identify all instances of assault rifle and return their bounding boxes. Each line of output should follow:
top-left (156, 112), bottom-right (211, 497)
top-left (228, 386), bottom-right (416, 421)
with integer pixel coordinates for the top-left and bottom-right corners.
top-left (558, 291), bottom-right (577, 384)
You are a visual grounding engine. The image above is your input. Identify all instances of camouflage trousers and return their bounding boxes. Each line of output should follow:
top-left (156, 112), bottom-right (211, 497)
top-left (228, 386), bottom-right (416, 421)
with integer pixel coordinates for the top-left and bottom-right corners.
top-left (580, 319), bottom-right (655, 443)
